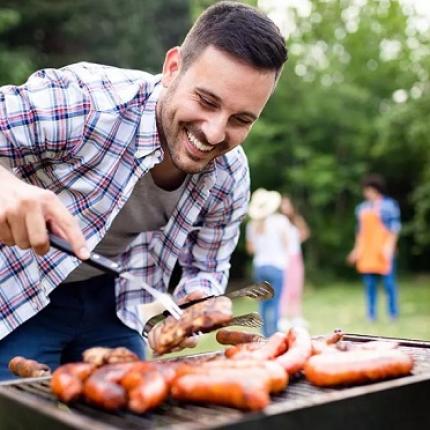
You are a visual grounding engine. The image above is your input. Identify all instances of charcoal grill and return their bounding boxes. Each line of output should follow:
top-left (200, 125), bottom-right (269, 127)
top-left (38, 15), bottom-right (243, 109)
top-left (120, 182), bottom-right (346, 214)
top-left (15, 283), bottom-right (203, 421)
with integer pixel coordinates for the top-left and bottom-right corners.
top-left (1, 334), bottom-right (429, 430)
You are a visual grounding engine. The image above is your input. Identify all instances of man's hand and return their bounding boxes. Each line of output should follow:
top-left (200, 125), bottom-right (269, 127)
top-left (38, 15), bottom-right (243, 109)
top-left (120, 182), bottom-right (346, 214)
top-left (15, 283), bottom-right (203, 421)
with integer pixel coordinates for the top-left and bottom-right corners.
top-left (0, 166), bottom-right (89, 258)
top-left (382, 242), bottom-right (395, 261)
top-left (346, 248), bottom-right (358, 266)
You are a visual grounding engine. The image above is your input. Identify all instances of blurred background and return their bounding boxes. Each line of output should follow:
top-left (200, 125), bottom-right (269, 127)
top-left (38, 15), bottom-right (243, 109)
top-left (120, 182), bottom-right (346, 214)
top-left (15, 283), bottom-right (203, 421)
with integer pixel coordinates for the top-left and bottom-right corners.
top-left (1, 0), bottom-right (429, 342)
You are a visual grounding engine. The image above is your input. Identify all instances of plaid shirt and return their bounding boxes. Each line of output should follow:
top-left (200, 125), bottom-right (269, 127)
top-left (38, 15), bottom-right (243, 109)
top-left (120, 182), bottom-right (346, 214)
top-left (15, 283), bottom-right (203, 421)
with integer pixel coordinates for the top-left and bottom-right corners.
top-left (0, 62), bottom-right (250, 339)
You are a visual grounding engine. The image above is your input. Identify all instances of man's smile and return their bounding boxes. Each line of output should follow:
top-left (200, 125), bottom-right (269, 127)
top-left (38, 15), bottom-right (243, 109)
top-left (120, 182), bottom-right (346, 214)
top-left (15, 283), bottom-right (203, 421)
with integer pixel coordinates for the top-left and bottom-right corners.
top-left (185, 128), bottom-right (214, 156)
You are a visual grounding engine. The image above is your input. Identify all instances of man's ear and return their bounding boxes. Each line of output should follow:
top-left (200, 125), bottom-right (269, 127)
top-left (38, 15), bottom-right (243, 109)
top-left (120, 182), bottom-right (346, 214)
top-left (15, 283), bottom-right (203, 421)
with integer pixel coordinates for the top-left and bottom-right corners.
top-left (161, 47), bottom-right (182, 87)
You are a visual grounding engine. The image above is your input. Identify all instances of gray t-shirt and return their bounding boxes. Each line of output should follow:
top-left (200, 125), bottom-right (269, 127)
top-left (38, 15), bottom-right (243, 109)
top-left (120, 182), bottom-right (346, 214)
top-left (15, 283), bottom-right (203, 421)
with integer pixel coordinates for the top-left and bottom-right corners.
top-left (65, 172), bottom-right (188, 282)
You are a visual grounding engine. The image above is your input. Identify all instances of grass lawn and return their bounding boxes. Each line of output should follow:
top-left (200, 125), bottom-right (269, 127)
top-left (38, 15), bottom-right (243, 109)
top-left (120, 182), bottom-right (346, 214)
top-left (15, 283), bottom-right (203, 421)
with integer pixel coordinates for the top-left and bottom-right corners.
top-left (161, 275), bottom-right (430, 359)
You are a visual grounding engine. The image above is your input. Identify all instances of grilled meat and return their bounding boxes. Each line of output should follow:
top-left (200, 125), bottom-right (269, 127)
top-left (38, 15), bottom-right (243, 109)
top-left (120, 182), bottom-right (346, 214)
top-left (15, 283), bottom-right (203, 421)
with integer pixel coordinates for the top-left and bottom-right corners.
top-left (82, 346), bottom-right (139, 366)
top-left (120, 362), bottom-right (169, 413)
top-left (276, 327), bottom-right (313, 376)
top-left (225, 331), bottom-right (288, 360)
top-left (9, 356), bottom-right (51, 378)
top-left (148, 296), bottom-right (233, 355)
top-left (51, 363), bottom-right (95, 403)
top-left (82, 363), bottom-right (136, 411)
top-left (216, 329), bottom-right (265, 345)
top-left (172, 373), bottom-right (270, 411)
top-left (305, 348), bottom-right (414, 387)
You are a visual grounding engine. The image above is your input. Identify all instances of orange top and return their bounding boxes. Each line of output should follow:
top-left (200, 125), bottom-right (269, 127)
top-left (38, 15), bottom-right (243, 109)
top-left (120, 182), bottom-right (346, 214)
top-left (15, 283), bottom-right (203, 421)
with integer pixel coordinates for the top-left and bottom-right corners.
top-left (355, 204), bottom-right (394, 275)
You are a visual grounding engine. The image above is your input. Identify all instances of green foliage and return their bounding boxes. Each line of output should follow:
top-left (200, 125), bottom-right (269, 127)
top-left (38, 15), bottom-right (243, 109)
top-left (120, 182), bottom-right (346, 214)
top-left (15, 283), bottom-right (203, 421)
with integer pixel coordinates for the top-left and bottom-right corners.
top-left (0, 0), bottom-right (428, 279)
top-left (1, 0), bottom-right (191, 79)
top-left (244, 0), bottom-right (430, 278)
top-left (0, 8), bottom-right (34, 84)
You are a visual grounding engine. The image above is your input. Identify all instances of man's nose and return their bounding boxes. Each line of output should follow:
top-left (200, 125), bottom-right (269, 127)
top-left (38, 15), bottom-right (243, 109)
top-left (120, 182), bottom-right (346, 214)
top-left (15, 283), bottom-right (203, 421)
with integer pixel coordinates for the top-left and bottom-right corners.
top-left (202, 114), bottom-right (228, 145)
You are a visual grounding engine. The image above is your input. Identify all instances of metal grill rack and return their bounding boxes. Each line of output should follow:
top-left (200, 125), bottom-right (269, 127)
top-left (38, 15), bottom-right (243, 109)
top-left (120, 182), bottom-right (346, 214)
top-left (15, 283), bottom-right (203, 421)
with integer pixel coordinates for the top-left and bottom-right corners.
top-left (1, 334), bottom-right (430, 430)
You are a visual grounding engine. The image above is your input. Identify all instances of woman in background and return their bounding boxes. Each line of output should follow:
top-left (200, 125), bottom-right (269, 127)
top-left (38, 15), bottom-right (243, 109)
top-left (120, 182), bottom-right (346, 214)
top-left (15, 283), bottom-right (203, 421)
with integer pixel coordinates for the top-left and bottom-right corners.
top-left (279, 195), bottom-right (310, 329)
top-left (246, 189), bottom-right (291, 337)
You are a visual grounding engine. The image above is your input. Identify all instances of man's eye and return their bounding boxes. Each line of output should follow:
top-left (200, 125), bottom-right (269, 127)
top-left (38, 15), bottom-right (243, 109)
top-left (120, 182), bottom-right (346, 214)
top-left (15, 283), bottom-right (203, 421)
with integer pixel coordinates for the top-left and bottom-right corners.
top-left (198, 95), bottom-right (217, 108)
top-left (233, 116), bottom-right (253, 125)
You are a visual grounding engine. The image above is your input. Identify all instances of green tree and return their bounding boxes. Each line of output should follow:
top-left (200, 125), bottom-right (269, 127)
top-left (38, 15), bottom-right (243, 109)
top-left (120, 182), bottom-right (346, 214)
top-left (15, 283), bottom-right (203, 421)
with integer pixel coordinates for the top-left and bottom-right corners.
top-left (246, 0), bottom-right (430, 278)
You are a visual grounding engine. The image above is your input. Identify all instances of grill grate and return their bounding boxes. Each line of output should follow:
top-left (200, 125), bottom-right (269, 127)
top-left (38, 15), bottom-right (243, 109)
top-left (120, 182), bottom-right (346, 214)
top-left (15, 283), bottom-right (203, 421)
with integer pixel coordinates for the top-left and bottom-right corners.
top-left (1, 335), bottom-right (430, 430)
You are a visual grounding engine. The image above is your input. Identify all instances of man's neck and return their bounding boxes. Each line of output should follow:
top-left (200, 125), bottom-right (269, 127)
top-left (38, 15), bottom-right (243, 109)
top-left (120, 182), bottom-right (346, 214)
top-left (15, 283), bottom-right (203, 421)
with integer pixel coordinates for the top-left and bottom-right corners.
top-left (150, 157), bottom-right (187, 191)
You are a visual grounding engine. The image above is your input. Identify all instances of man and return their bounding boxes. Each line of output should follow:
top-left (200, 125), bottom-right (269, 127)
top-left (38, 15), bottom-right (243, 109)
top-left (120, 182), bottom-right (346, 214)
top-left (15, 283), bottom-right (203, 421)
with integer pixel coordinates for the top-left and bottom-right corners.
top-left (347, 174), bottom-right (401, 321)
top-left (0, 1), bottom-right (287, 378)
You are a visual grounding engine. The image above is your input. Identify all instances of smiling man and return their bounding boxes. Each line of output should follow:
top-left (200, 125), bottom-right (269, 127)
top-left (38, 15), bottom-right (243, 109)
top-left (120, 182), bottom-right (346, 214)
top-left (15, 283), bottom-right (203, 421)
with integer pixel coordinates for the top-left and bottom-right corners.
top-left (0, 1), bottom-right (287, 378)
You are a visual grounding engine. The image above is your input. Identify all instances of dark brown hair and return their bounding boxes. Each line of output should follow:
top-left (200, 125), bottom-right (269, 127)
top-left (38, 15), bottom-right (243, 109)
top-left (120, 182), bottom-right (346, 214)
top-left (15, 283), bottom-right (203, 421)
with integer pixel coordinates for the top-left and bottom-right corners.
top-left (181, 1), bottom-right (287, 79)
top-left (361, 174), bottom-right (386, 194)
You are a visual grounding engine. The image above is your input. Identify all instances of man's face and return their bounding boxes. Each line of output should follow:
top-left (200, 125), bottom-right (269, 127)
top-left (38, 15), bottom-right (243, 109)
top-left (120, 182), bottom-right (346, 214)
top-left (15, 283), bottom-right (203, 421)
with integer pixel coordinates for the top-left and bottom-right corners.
top-left (156, 45), bottom-right (277, 174)
top-left (363, 186), bottom-right (380, 201)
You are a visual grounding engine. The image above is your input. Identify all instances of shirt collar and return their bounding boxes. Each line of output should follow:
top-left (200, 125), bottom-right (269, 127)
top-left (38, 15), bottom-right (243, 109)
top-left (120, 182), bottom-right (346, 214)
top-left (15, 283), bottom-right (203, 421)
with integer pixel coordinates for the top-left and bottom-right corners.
top-left (134, 74), bottom-right (162, 159)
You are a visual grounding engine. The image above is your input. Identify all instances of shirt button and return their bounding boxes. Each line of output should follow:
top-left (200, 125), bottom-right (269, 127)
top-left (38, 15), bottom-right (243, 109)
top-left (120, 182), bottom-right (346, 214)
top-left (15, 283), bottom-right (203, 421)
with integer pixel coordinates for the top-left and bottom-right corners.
top-left (154, 149), bottom-right (162, 158)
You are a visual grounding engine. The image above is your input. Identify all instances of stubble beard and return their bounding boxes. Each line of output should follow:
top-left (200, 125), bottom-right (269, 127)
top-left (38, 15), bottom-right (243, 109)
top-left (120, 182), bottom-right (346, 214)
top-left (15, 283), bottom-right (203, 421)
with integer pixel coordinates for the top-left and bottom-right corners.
top-left (156, 89), bottom-right (207, 175)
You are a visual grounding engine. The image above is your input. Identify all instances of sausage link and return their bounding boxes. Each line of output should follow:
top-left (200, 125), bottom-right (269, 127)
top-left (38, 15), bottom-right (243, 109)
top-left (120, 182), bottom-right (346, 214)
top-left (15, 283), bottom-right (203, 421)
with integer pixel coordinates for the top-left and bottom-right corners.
top-left (304, 348), bottom-right (413, 387)
top-left (225, 331), bottom-right (288, 360)
top-left (275, 327), bottom-right (312, 376)
top-left (51, 363), bottom-right (95, 403)
top-left (82, 363), bottom-right (136, 411)
top-left (9, 356), bottom-right (51, 378)
top-left (172, 373), bottom-right (270, 411)
top-left (216, 329), bottom-right (265, 345)
top-left (182, 359), bottom-right (288, 392)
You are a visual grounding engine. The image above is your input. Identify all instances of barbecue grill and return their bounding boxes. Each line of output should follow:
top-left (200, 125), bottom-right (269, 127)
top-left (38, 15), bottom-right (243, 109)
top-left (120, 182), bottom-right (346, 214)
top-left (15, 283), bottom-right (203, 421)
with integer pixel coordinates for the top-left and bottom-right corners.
top-left (1, 334), bottom-right (429, 430)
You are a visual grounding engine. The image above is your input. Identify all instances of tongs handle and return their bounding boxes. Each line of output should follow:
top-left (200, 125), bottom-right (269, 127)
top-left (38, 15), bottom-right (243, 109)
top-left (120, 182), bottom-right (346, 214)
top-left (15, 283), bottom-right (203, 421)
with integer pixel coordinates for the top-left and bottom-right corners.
top-left (49, 234), bottom-right (122, 276)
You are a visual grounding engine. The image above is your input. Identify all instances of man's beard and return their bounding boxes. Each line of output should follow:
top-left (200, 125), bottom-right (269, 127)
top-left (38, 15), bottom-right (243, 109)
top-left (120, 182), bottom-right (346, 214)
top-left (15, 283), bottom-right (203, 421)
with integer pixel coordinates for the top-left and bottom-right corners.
top-left (156, 90), bottom-right (209, 175)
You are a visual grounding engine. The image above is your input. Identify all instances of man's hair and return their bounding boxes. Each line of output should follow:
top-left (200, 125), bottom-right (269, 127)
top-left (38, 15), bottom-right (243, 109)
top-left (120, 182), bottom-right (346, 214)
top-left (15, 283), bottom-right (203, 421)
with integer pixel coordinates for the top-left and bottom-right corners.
top-left (361, 174), bottom-right (386, 194)
top-left (180, 1), bottom-right (287, 78)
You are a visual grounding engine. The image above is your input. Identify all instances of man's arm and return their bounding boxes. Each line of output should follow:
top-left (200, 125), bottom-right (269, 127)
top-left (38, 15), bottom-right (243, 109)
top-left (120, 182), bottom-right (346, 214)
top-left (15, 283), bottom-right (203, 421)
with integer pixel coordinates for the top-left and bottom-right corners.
top-left (0, 68), bottom-right (89, 258)
top-left (347, 205), bottom-right (361, 265)
top-left (382, 198), bottom-right (401, 260)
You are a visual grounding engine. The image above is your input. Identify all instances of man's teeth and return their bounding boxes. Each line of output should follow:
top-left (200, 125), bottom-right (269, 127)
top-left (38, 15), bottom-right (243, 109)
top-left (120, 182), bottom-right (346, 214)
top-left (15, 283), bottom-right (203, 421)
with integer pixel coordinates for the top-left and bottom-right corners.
top-left (186, 130), bottom-right (213, 152)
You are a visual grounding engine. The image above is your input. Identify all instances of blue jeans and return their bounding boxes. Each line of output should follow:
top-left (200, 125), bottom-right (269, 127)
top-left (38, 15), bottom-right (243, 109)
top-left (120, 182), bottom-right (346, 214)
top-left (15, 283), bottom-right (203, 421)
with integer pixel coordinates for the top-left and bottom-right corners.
top-left (254, 265), bottom-right (284, 337)
top-left (0, 274), bottom-right (146, 381)
top-left (362, 262), bottom-right (399, 320)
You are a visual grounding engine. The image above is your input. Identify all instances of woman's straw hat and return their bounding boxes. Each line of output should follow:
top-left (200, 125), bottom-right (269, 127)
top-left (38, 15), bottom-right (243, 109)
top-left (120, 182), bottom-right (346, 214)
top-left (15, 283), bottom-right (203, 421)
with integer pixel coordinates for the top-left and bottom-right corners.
top-left (248, 188), bottom-right (282, 220)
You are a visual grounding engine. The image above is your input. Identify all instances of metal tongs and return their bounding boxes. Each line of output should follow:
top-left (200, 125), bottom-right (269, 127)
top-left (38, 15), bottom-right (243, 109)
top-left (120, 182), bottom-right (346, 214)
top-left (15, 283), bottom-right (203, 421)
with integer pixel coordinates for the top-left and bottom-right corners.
top-left (49, 234), bottom-right (183, 320)
top-left (142, 281), bottom-right (274, 337)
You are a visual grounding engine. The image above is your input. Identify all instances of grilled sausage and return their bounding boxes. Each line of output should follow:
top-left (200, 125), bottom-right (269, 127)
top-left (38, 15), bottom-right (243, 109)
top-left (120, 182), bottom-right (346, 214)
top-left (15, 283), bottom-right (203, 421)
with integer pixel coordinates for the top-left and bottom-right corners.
top-left (311, 329), bottom-right (345, 355)
top-left (225, 331), bottom-right (288, 360)
top-left (82, 363), bottom-right (136, 411)
top-left (51, 363), bottom-right (95, 403)
top-left (82, 347), bottom-right (139, 366)
top-left (148, 296), bottom-right (233, 355)
top-left (9, 356), bottom-right (51, 378)
top-left (216, 329), bottom-right (265, 345)
top-left (275, 327), bottom-right (312, 376)
top-left (175, 359), bottom-right (288, 393)
top-left (172, 373), bottom-right (270, 411)
top-left (304, 348), bottom-right (414, 387)
top-left (121, 365), bottom-right (169, 414)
